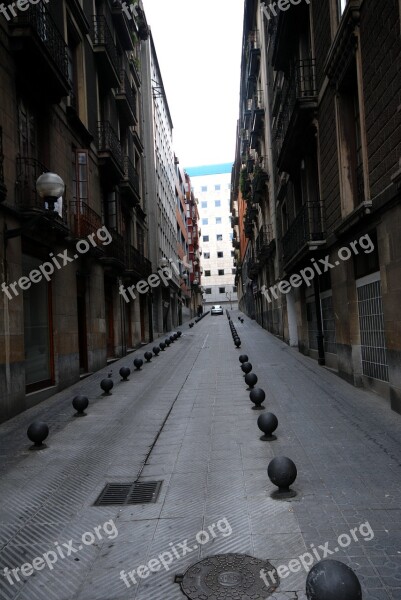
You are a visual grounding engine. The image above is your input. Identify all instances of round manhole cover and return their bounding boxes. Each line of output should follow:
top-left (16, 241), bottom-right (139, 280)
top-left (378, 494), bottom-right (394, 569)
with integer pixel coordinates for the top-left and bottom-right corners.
top-left (180, 553), bottom-right (278, 599)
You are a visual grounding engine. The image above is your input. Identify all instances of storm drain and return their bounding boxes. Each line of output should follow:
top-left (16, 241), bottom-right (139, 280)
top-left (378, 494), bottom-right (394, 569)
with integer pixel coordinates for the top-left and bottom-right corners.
top-left (179, 553), bottom-right (279, 599)
top-left (94, 481), bottom-right (162, 506)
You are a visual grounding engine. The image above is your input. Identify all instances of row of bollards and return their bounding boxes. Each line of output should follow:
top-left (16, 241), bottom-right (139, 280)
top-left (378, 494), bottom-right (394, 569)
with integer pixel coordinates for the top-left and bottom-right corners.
top-left (194, 310), bottom-right (210, 323)
top-left (27, 330), bottom-right (184, 449)
top-left (236, 338), bottom-right (362, 599)
top-left (228, 317), bottom-right (241, 348)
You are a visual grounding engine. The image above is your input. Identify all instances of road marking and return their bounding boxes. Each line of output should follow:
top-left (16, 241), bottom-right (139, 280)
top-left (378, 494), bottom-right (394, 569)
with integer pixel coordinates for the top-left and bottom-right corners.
top-left (201, 334), bottom-right (209, 349)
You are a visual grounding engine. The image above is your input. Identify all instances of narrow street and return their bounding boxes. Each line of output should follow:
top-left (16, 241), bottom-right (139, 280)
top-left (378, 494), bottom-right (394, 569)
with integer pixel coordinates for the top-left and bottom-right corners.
top-left (1, 313), bottom-right (400, 600)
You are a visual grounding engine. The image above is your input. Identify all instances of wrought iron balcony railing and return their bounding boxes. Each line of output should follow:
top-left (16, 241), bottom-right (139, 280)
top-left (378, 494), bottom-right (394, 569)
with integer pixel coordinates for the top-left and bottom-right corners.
top-left (273, 59), bottom-right (317, 158)
top-left (10, 3), bottom-right (69, 84)
top-left (122, 156), bottom-right (140, 197)
top-left (116, 70), bottom-right (137, 122)
top-left (70, 201), bottom-right (102, 239)
top-left (102, 229), bottom-right (126, 265)
top-left (126, 244), bottom-right (152, 278)
top-left (256, 224), bottom-right (273, 250)
top-left (97, 121), bottom-right (123, 167)
top-left (15, 157), bottom-right (67, 223)
top-left (92, 15), bottom-right (120, 83)
top-left (282, 202), bottom-right (325, 262)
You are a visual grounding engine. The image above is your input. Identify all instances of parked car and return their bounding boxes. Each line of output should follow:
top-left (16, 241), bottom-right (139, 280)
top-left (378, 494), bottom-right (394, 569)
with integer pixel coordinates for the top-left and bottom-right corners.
top-left (211, 305), bottom-right (223, 315)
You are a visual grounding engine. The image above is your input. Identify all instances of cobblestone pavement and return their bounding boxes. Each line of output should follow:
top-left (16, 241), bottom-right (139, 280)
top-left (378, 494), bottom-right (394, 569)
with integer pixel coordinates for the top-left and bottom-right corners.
top-left (1, 312), bottom-right (401, 600)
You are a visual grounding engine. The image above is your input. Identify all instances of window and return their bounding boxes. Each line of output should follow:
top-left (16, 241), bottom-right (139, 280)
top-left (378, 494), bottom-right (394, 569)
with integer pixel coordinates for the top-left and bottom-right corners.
top-left (216, 234), bottom-right (223, 241)
top-left (218, 269), bottom-right (224, 276)
top-left (205, 270), bottom-right (211, 277)
top-left (217, 251), bottom-right (223, 258)
top-left (204, 252), bottom-right (210, 259)
top-left (337, 61), bottom-right (364, 216)
top-left (205, 288), bottom-right (212, 294)
top-left (216, 217), bottom-right (222, 224)
top-left (215, 184), bottom-right (221, 191)
top-left (215, 200), bottom-right (221, 207)
top-left (201, 201), bottom-right (207, 208)
top-left (203, 235), bottom-right (209, 242)
top-left (201, 186), bottom-right (207, 192)
top-left (202, 218), bottom-right (208, 225)
top-left (219, 287), bottom-right (225, 294)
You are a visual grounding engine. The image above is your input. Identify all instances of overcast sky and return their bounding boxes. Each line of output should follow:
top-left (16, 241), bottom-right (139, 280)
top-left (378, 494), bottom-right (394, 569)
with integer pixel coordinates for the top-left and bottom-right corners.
top-left (143, 0), bottom-right (244, 169)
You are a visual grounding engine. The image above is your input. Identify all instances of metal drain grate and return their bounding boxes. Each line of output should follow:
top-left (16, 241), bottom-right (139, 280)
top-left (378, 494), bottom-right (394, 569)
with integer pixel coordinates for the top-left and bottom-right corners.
top-left (94, 481), bottom-right (162, 506)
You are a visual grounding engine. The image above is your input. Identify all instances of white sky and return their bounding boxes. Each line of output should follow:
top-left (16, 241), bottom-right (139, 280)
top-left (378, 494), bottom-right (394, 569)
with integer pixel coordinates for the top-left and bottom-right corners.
top-left (143, 0), bottom-right (244, 169)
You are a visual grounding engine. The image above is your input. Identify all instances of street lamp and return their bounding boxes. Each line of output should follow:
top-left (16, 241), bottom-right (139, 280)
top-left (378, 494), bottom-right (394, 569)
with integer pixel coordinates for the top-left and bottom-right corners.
top-left (5, 171), bottom-right (65, 242)
top-left (36, 172), bottom-right (65, 211)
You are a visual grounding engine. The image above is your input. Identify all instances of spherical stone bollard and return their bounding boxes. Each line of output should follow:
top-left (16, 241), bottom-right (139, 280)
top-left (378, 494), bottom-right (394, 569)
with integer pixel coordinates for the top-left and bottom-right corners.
top-left (306, 559), bottom-right (362, 600)
top-left (27, 421), bottom-right (49, 448)
top-left (239, 355), bottom-right (249, 364)
top-left (72, 395), bottom-right (89, 416)
top-left (153, 346), bottom-right (160, 356)
top-left (173, 333), bottom-right (178, 340)
top-left (169, 336), bottom-right (175, 343)
top-left (249, 387), bottom-right (266, 410)
top-left (100, 378), bottom-right (113, 395)
top-left (133, 358), bottom-right (143, 370)
top-left (267, 456), bottom-right (297, 498)
top-left (177, 330), bottom-right (182, 337)
top-left (245, 372), bottom-right (258, 390)
top-left (144, 352), bottom-right (153, 362)
top-left (119, 366), bottom-right (131, 381)
top-left (241, 362), bottom-right (253, 375)
top-left (234, 338), bottom-right (241, 348)
top-left (257, 412), bottom-right (278, 440)
top-left (189, 323), bottom-right (194, 328)
top-left (159, 342), bottom-right (166, 351)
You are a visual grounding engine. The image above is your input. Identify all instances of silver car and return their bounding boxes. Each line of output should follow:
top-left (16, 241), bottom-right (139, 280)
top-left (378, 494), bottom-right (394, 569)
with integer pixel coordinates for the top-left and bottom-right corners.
top-left (211, 305), bottom-right (223, 315)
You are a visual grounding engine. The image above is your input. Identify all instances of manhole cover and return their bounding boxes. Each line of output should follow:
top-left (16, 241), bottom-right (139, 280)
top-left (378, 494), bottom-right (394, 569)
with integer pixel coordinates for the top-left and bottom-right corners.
top-left (180, 553), bottom-right (278, 599)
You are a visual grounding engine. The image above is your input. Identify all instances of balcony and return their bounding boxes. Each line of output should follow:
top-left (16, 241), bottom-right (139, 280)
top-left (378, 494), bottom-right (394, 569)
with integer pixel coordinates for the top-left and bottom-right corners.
top-left (97, 121), bottom-right (124, 180)
top-left (125, 245), bottom-right (152, 280)
top-left (92, 16), bottom-right (120, 88)
top-left (15, 157), bottom-right (68, 233)
top-left (252, 166), bottom-right (269, 203)
top-left (246, 75), bottom-right (257, 100)
top-left (9, 4), bottom-right (69, 103)
top-left (256, 225), bottom-right (275, 261)
top-left (247, 256), bottom-right (260, 279)
top-left (282, 202), bottom-right (325, 266)
top-left (232, 239), bottom-right (240, 250)
top-left (120, 156), bottom-right (140, 206)
top-left (99, 229), bottom-right (126, 272)
top-left (111, 0), bottom-right (134, 50)
top-left (116, 71), bottom-right (137, 125)
top-left (273, 59), bottom-right (317, 168)
top-left (70, 200), bottom-right (103, 242)
top-left (247, 30), bottom-right (260, 78)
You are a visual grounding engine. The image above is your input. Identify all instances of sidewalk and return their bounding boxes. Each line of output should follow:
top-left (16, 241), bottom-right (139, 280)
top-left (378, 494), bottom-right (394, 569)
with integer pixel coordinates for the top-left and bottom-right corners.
top-left (0, 312), bottom-right (400, 600)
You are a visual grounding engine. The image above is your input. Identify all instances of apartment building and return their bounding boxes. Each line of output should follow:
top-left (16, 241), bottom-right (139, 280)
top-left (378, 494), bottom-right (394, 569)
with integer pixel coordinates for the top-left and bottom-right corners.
top-left (186, 164), bottom-right (238, 308)
top-left (233, 0), bottom-right (401, 412)
top-left (184, 172), bottom-right (203, 317)
top-left (141, 32), bottom-right (181, 334)
top-left (0, 0), bottom-right (153, 421)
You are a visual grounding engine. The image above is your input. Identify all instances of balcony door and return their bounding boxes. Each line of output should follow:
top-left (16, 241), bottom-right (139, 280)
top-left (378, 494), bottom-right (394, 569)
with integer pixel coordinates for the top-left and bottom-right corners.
top-left (22, 254), bottom-right (54, 392)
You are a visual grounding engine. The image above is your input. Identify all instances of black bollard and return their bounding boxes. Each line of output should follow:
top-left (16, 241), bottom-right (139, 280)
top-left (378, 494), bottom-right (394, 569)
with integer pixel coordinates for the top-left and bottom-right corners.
top-left (267, 456), bottom-right (297, 498)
